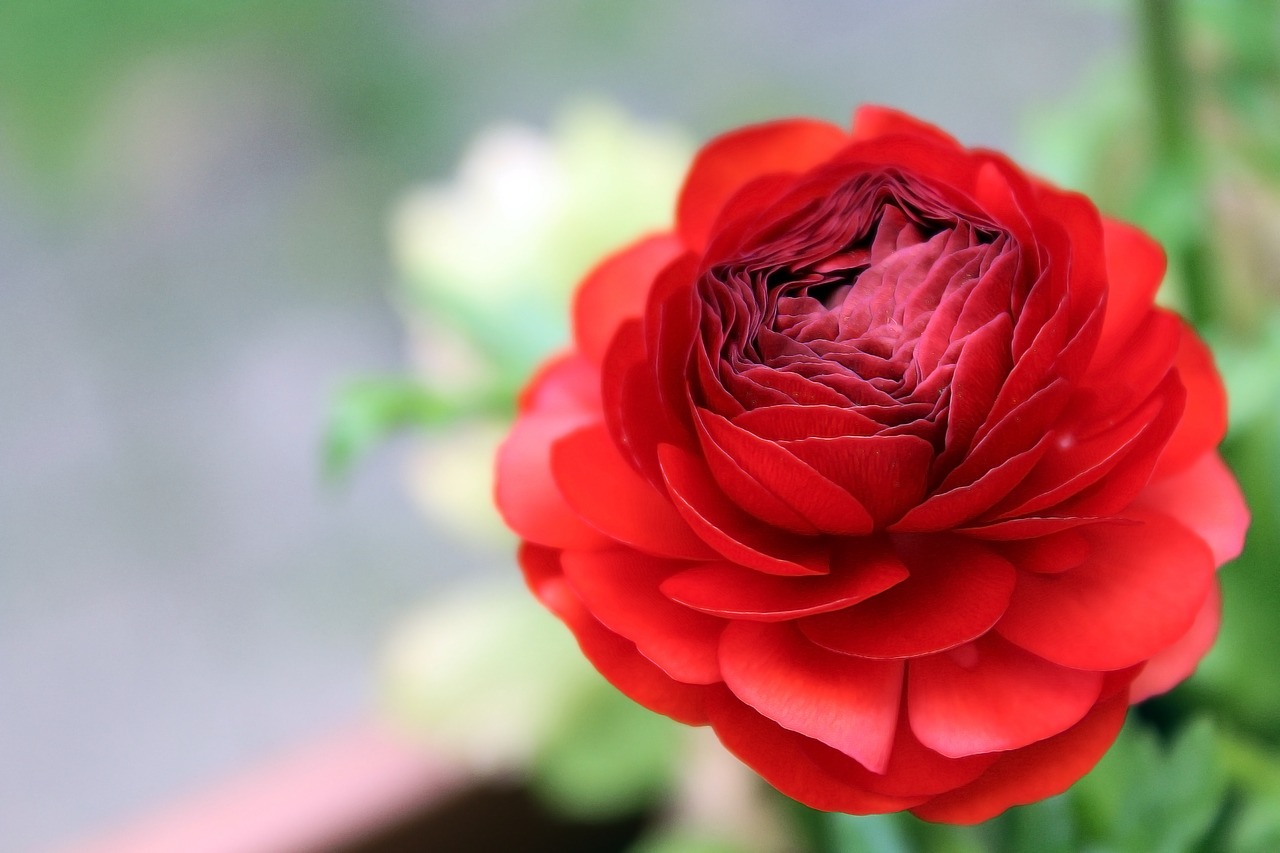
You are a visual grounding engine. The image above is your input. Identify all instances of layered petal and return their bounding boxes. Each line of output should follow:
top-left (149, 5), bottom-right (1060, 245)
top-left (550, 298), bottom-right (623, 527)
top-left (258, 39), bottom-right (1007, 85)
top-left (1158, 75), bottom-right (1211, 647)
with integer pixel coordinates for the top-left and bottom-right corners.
top-left (706, 688), bottom-right (926, 814)
top-left (910, 694), bottom-right (1128, 823)
top-left (1135, 451), bottom-right (1249, 565)
top-left (660, 537), bottom-right (907, 621)
top-left (496, 409), bottom-right (610, 550)
top-left (574, 234), bottom-right (682, 364)
top-left (801, 536), bottom-right (1016, 658)
top-left (996, 512), bottom-right (1216, 670)
top-left (851, 105), bottom-right (962, 148)
top-left (658, 442), bottom-right (831, 575)
top-left (560, 548), bottom-right (724, 684)
top-left (1093, 218), bottom-right (1167, 366)
top-left (1129, 583), bottom-right (1221, 702)
top-left (907, 635), bottom-right (1102, 757)
top-left (551, 423), bottom-right (715, 559)
top-left (1154, 323), bottom-right (1229, 476)
top-left (676, 119), bottom-right (848, 249)
top-left (719, 621), bottom-right (904, 774)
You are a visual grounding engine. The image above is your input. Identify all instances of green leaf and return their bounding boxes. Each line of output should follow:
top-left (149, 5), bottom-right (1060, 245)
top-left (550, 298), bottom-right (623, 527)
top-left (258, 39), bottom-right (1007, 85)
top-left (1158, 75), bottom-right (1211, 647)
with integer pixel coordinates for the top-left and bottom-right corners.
top-left (1227, 795), bottom-right (1280, 853)
top-left (322, 376), bottom-right (461, 479)
top-left (999, 794), bottom-right (1079, 853)
top-left (1069, 718), bottom-right (1227, 853)
top-left (1218, 731), bottom-right (1280, 853)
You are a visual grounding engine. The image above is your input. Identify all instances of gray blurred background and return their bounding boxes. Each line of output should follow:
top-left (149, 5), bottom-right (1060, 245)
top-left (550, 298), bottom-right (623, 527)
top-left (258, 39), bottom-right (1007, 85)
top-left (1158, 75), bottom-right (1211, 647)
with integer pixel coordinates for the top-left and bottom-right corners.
top-left (0, 2), bottom-right (1126, 849)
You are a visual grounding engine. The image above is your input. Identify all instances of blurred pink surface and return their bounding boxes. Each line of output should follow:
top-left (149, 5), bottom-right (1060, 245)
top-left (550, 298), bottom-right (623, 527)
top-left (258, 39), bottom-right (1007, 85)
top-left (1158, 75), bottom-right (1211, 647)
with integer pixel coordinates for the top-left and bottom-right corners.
top-left (51, 719), bottom-right (459, 853)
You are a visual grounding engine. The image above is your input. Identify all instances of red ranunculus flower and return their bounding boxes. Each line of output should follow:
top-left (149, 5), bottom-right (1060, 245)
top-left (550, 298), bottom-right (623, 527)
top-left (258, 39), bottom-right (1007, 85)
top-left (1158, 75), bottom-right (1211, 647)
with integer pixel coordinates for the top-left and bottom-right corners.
top-left (495, 107), bottom-right (1249, 822)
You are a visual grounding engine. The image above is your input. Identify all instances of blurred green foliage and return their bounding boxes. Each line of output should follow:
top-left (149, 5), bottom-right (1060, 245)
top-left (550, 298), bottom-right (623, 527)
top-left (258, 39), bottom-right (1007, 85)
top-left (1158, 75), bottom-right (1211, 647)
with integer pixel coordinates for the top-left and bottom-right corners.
top-left (0, 0), bottom-right (444, 196)
top-left (324, 376), bottom-right (512, 481)
top-left (532, 683), bottom-right (684, 819)
top-left (628, 836), bottom-right (755, 853)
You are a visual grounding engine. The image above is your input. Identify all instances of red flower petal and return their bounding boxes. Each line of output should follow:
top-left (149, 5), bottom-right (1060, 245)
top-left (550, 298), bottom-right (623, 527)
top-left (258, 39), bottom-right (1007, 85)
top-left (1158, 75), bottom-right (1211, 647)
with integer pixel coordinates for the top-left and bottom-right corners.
top-left (496, 410), bottom-right (610, 550)
top-left (830, 139), bottom-right (983, 208)
top-left (971, 159), bottom-right (1036, 247)
top-left (850, 105), bottom-right (962, 148)
top-left (938, 379), bottom-right (1072, 500)
top-left (731, 405), bottom-right (881, 440)
top-left (601, 318), bottom-right (688, 488)
top-left (646, 253), bottom-right (703, 423)
top-left (658, 442), bottom-right (830, 576)
top-left (516, 351), bottom-right (601, 415)
top-left (517, 542), bottom-right (566, 604)
top-left (1093, 217), bottom-right (1167, 367)
top-left (994, 375), bottom-right (1180, 518)
top-left (706, 687), bottom-right (927, 814)
top-left (907, 635), bottom-right (1102, 758)
top-left (719, 621), bottom-right (904, 773)
top-left (1154, 322), bottom-right (1229, 476)
top-left (938, 313), bottom-right (1015, 471)
top-left (780, 433), bottom-right (934, 528)
top-left (676, 119), bottom-right (848, 250)
top-left (573, 234), bottom-right (682, 365)
top-left (1032, 185), bottom-right (1109, 337)
top-left (697, 408), bottom-right (876, 535)
top-left (1070, 309), bottom-right (1181, 448)
top-left (690, 413), bottom-right (820, 535)
top-left (801, 536), bottom-right (1016, 658)
top-left (560, 548), bottom-right (724, 685)
top-left (996, 512), bottom-right (1215, 670)
top-left (539, 571), bottom-right (710, 725)
top-left (1135, 451), bottom-right (1249, 565)
top-left (996, 530), bottom-right (1091, 575)
top-left (895, 432), bottom-right (1054, 532)
top-left (959, 514), bottom-right (1107, 540)
top-left (910, 694), bottom-right (1127, 824)
top-left (660, 537), bottom-right (908, 621)
top-left (1129, 583), bottom-right (1221, 702)
top-left (551, 423), bottom-right (715, 560)
top-left (804, 702), bottom-right (999, 798)
top-left (1049, 373), bottom-right (1186, 519)
top-left (693, 171), bottom-right (808, 265)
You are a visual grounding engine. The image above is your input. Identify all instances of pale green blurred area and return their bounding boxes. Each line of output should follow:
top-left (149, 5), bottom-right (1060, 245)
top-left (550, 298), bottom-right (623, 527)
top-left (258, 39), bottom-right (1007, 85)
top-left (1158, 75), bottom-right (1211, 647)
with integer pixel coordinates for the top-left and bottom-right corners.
top-left (6, 1), bottom-right (1279, 851)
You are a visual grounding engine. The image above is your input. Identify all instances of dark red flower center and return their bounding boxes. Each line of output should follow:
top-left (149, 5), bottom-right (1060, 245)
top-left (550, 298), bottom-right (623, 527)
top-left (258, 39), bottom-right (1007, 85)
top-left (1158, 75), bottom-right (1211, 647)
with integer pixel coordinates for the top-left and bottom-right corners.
top-left (695, 172), bottom-right (1019, 452)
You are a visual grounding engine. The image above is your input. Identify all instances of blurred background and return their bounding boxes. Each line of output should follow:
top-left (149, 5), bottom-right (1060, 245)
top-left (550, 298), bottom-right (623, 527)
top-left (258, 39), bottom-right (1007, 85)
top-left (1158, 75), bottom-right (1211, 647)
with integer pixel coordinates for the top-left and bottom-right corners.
top-left (3, 1), bottom-right (1278, 851)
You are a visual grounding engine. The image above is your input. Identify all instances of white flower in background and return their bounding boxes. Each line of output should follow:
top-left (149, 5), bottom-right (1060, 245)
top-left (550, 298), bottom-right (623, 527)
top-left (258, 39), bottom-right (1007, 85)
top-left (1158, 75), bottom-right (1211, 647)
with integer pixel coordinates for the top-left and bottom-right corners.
top-left (394, 124), bottom-right (563, 317)
top-left (382, 584), bottom-right (595, 774)
top-left (392, 101), bottom-right (692, 538)
top-left (394, 100), bottom-right (691, 321)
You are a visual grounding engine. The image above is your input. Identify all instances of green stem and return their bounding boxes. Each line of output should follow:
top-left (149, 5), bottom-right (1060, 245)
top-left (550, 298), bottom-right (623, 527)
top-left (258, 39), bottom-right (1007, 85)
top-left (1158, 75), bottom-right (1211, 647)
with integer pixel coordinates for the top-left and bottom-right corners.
top-left (1141, 0), bottom-right (1191, 163)
top-left (1138, 0), bottom-right (1215, 328)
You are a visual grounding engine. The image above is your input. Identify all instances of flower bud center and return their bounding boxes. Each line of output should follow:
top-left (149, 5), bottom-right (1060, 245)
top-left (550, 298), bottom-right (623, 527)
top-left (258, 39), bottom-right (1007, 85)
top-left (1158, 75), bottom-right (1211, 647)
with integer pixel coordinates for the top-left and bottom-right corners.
top-left (697, 172), bottom-right (1015, 446)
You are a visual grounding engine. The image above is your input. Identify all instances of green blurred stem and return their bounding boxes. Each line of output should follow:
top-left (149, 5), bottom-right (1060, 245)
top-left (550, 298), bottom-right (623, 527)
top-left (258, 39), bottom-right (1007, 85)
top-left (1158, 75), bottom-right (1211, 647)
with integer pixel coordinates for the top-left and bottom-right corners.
top-left (1138, 0), bottom-right (1215, 328)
